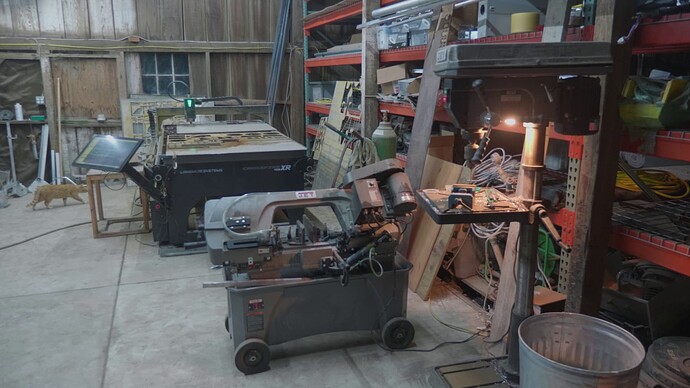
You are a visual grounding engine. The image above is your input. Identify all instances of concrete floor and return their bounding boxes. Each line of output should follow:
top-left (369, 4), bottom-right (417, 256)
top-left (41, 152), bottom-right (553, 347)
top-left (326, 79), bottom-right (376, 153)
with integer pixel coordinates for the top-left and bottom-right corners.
top-left (0, 185), bottom-right (500, 388)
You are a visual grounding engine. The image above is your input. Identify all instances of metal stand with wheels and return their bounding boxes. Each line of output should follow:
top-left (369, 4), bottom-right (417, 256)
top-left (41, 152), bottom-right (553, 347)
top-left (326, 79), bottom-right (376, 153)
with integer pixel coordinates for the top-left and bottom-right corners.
top-left (4, 121), bottom-right (28, 197)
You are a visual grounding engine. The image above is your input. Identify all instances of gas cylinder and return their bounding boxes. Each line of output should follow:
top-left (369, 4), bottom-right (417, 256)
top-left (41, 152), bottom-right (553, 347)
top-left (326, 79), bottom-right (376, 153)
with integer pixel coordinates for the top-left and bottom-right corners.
top-left (371, 111), bottom-right (397, 160)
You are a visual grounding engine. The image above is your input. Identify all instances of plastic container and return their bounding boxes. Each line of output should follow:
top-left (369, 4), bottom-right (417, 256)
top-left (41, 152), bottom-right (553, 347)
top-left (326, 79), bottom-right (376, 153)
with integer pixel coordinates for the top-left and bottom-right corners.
top-left (519, 312), bottom-right (645, 388)
top-left (14, 103), bottom-right (23, 121)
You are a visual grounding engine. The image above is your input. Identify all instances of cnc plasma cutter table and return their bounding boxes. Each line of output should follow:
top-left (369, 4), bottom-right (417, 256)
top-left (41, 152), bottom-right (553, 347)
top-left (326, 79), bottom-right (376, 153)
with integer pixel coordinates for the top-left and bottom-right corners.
top-left (149, 121), bottom-right (306, 251)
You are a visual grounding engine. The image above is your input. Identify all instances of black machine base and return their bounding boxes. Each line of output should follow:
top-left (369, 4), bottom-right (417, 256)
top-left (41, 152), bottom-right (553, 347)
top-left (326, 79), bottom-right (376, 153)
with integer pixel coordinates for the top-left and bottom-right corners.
top-left (158, 243), bottom-right (208, 257)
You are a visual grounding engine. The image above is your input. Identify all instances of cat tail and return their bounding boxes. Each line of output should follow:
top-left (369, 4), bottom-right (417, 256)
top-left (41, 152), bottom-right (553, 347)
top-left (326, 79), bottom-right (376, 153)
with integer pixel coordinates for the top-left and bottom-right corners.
top-left (26, 191), bottom-right (39, 207)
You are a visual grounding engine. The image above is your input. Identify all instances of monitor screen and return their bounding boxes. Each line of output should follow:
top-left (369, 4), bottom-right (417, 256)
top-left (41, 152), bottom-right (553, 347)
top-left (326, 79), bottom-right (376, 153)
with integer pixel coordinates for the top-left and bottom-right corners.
top-left (72, 135), bottom-right (143, 172)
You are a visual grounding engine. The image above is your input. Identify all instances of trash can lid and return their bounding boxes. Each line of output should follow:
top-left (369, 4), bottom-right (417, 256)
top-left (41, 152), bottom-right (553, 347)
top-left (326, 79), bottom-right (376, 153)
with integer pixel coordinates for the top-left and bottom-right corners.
top-left (644, 336), bottom-right (690, 385)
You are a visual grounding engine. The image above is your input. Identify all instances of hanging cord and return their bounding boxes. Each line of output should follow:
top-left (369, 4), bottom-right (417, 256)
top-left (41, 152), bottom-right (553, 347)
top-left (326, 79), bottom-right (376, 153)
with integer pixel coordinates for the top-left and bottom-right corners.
top-left (471, 148), bottom-right (520, 191)
top-left (616, 169), bottom-right (690, 199)
top-left (347, 137), bottom-right (378, 170)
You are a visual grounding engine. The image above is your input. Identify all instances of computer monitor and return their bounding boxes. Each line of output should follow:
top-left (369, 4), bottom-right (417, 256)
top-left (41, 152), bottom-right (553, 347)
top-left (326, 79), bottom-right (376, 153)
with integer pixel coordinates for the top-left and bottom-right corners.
top-left (72, 135), bottom-right (143, 172)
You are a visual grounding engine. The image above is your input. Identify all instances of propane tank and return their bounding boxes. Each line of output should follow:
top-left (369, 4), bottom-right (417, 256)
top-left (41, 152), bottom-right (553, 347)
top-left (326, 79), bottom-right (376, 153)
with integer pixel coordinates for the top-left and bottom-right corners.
top-left (371, 111), bottom-right (397, 160)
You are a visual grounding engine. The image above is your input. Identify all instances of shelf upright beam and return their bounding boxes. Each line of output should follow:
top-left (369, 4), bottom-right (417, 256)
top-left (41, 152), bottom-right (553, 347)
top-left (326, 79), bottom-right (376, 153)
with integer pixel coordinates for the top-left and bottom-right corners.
top-left (361, 0), bottom-right (380, 138)
top-left (291, 0), bottom-right (306, 144)
top-left (303, 1), bottom-right (311, 146)
top-left (565, 0), bottom-right (636, 314)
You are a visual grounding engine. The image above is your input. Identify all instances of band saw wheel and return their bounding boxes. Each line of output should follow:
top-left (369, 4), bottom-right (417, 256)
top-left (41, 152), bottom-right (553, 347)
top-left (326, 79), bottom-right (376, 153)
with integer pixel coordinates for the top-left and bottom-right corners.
top-left (234, 338), bottom-right (270, 375)
top-left (381, 317), bottom-right (415, 349)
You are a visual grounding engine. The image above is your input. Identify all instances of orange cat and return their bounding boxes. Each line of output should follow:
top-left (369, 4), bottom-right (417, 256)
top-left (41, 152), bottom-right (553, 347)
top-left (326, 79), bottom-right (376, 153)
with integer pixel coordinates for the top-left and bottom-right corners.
top-left (26, 184), bottom-right (87, 210)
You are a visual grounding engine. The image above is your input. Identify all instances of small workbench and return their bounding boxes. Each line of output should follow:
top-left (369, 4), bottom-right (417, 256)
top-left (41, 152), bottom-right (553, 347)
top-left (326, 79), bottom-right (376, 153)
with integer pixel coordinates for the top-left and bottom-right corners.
top-left (86, 169), bottom-right (150, 238)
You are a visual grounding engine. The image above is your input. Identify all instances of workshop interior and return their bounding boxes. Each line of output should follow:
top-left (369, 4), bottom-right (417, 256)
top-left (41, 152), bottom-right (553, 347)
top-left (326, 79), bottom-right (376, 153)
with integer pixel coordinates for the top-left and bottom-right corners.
top-left (2, 0), bottom-right (690, 387)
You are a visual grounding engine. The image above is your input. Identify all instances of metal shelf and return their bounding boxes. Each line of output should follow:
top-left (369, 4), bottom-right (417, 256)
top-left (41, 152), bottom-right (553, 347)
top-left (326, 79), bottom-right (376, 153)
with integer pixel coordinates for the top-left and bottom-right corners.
top-left (306, 124), bottom-right (319, 136)
top-left (306, 102), bottom-right (331, 115)
top-left (621, 130), bottom-right (690, 163)
top-left (305, 53), bottom-right (361, 68)
top-left (304, 0), bottom-right (397, 31)
top-left (633, 13), bottom-right (690, 54)
top-left (379, 26), bottom-right (594, 64)
top-left (379, 101), bottom-right (452, 123)
top-left (611, 226), bottom-right (690, 278)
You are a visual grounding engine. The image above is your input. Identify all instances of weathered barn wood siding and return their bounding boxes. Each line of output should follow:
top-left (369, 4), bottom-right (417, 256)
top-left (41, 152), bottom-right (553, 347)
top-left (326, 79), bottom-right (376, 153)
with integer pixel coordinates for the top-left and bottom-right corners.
top-left (0, 0), bottom-right (300, 179)
top-left (0, 0), bottom-right (282, 41)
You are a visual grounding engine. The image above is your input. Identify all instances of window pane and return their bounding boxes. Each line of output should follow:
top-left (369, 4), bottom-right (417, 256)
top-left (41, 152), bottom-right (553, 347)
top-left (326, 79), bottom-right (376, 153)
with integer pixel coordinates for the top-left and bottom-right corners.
top-left (141, 53), bottom-right (156, 74)
top-left (157, 54), bottom-right (172, 74)
top-left (175, 76), bottom-right (190, 95)
top-left (159, 76), bottom-right (173, 94)
top-left (173, 54), bottom-right (189, 74)
top-left (142, 75), bottom-right (158, 94)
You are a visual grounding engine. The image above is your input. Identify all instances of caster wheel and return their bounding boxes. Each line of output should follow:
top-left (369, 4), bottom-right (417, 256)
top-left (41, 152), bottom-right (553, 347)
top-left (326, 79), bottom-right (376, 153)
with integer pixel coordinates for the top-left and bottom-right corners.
top-left (234, 338), bottom-right (270, 375)
top-left (224, 316), bottom-right (229, 333)
top-left (382, 317), bottom-right (415, 349)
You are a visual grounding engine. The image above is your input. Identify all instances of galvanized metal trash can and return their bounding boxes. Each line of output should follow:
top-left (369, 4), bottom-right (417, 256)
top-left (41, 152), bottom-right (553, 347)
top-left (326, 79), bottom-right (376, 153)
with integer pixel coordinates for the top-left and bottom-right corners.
top-left (518, 312), bottom-right (645, 388)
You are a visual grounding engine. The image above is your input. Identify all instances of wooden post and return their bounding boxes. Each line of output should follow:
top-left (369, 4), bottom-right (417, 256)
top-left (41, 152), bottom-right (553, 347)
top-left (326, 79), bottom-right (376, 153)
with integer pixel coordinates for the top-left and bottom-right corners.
top-left (565, 0), bottom-right (635, 314)
top-left (289, 0), bottom-right (305, 144)
top-left (361, 0), bottom-right (380, 138)
top-left (404, 4), bottom-right (453, 190)
top-left (39, 56), bottom-right (58, 148)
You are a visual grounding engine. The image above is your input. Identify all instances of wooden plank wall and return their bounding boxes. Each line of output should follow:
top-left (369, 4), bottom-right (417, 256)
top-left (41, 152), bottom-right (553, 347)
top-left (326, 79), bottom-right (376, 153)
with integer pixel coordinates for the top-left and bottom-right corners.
top-left (0, 0), bottom-right (285, 102)
top-left (0, 0), bottom-right (297, 178)
top-left (0, 0), bottom-right (281, 41)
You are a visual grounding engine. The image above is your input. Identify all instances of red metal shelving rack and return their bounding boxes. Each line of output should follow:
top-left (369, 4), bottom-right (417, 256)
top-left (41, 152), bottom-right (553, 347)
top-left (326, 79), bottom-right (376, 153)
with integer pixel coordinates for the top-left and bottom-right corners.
top-left (611, 13), bottom-right (690, 275)
top-left (306, 53), bottom-right (361, 68)
top-left (303, 0), bottom-right (397, 32)
top-left (633, 13), bottom-right (690, 54)
top-left (621, 130), bottom-right (690, 163)
top-left (611, 226), bottom-right (690, 277)
top-left (306, 102), bottom-right (331, 115)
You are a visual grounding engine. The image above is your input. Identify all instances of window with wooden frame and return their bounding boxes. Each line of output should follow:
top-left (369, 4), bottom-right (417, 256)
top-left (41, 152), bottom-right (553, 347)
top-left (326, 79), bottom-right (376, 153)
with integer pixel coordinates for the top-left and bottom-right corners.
top-left (140, 53), bottom-right (190, 95)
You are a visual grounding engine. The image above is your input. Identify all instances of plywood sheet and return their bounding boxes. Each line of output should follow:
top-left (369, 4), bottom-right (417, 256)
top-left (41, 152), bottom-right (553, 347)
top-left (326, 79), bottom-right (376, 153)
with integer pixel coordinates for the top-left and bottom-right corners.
top-left (51, 58), bottom-right (120, 119)
top-left (406, 155), bottom-right (470, 300)
top-left (312, 81), bottom-right (357, 189)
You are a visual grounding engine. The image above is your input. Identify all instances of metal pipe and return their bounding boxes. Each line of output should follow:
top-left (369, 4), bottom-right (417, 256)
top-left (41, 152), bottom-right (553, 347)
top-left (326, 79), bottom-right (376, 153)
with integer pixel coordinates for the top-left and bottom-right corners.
top-left (361, 0), bottom-right (479, 29)
top-left (517, 122), bottom-right (545, 203)
top-left (387, 11), bottom-right (434, 28)
top-left (5, 122), bottom-right (17, 184)
top-left (504, 121), bottom-right (546, 379)
top-left (372, 0), bottom-right (435, 18)
top-left (506, 220), bottom-right (539, 376)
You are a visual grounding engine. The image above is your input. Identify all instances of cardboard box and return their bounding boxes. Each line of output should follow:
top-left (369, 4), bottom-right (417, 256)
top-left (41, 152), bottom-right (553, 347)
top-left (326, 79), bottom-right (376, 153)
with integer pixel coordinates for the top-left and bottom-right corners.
top-left (349, 33), bottom-right (362, 44)
top-left (532, 286), bottom-right (566, 314)
top-left (428, 130), bottom-right (454, 161)
top-left (398, 76), bottom-right (422, 95)
top-left (377, 64), bottom-right (409, 95)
